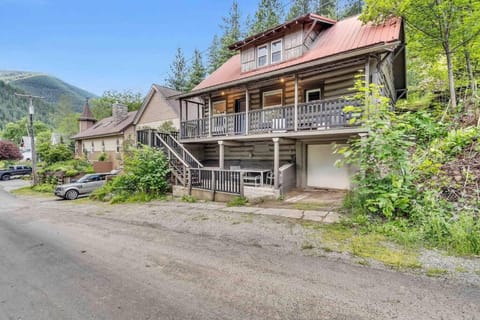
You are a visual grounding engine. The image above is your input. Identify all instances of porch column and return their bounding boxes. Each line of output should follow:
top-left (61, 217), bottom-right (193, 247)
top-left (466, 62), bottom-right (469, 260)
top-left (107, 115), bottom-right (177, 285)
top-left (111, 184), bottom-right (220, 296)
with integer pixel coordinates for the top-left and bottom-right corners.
top-left (245, 88), bottom-right (249, 135)
top-left (273, 137), bottom-right (280, 189)
top-left (218, 140), bottom-right (225, 169)
top-left (294, 75), bottom-right (298, 131)
top-left (208, 95), bottom-right (212, 137)
top-left (179, 99), bottom-right (183, 122)
top-left (184, 100), bottom-right (188, 121)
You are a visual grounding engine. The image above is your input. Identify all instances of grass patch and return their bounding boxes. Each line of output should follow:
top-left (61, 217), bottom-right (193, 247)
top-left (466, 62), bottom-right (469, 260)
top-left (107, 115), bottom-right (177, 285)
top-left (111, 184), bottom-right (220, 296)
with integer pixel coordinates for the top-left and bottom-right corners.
top-left (426, 268), bottom-right (448, 277)
top-left (293, 202), bottom-right (327, 211)
top-left (227, 196), bottom-right (248, 207)
top-left (303, 222), bottom-right (421, 269)
top-left (11, 185), bottom-right (54, 197)
top-left (181, 195), bottom-right (197, 203)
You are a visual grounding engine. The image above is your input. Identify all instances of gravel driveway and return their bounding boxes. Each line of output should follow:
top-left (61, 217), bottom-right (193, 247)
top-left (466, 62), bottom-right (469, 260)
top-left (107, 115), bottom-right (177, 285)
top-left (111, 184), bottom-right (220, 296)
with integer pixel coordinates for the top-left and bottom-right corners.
top-left (1, 181), bottom-right (479, 319)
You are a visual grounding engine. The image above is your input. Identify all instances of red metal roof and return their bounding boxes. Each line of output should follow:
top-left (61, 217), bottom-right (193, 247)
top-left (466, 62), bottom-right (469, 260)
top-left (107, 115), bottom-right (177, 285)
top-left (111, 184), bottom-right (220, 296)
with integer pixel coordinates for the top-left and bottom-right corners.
top-left (193, 15), bottom-right (402, 92)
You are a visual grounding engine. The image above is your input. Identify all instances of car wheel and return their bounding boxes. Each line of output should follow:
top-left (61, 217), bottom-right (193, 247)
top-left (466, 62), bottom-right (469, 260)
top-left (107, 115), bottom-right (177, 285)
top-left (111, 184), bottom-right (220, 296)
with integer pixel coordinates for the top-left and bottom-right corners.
top-left (64, 189), bottom-right (79, 200)
top-left (1, 174), bottom-right (10, 181)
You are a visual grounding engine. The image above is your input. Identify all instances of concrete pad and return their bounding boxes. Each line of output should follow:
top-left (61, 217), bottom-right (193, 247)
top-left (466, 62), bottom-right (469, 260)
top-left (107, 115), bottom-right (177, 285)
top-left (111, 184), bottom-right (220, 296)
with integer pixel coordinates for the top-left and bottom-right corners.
top-left (223, 206), bottom-right (262, 214)
top-left (323, 212), bottom-right (341, 224)
top-left (197, 203), bottom-right (226, 211)
top-left (259, 208), bottom-right (303, 219)
top-left (303, 210), bottom-right (329, 222)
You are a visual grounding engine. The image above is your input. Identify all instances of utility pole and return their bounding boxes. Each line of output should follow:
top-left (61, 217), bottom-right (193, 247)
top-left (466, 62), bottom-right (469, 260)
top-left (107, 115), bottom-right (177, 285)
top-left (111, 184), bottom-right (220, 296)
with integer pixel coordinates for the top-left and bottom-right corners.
top-left (14, 93), bottom-right (45, 186)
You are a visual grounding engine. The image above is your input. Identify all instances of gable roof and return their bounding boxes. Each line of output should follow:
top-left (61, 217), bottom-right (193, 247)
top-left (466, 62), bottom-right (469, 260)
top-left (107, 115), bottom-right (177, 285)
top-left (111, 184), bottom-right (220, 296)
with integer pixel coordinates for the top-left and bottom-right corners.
top-left (72, 111), bottom-right (137, 140)
top-left (229, 13), bottom-right (336, 51)
top-left (133, 84), bottom-right (182, 125)
top-left (180, 15), bottom-right (402, 97)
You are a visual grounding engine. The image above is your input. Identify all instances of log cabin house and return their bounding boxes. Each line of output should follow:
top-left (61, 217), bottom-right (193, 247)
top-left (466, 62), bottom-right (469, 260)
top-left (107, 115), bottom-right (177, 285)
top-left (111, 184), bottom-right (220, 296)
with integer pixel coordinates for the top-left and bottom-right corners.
top-left (137, 13), bottom-right (406, 200)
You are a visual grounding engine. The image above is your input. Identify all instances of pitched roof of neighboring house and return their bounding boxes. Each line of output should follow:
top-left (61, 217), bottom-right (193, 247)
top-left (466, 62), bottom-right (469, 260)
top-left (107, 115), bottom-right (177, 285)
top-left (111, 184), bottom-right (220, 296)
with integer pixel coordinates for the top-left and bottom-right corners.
top-left (133, 84), bottom-right (181, 125)
top-left (72, 111), bottom-right (137, 140)
top-left (181, 15), bottom-right (402, 97)
top-left (79, 99), bottom-right (96, 121)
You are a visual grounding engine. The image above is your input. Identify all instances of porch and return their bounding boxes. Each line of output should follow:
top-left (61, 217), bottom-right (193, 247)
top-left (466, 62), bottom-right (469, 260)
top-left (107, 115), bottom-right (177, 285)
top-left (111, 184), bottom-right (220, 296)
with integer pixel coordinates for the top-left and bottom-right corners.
top-left (180, 97), bottom-right (361, 141)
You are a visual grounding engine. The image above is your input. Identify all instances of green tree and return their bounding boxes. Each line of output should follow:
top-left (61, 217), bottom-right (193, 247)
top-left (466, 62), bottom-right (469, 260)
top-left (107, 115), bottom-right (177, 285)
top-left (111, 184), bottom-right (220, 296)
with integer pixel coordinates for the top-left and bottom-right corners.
top-left (247, 0), bottom-right (285, 35)
top-left (186, 49), bottom-right (207, 91)
top-left (287, 0), bottom-right (312, 20)
top-left (53, 95), bottom-right (79, 142)
top-left (1, 118), bottom-right (50, 145)
top-left (207, 34), bottom-right (222, 74)
top-left (37, 143), bottom-right (73, 165)
top-left (218, 1), bottom-right (243, 65)
top-left (90, 90), bottom-right (143, 120)
top-left (165, 48), bottom-right (188, 92)
top-left (361, 0), bottom-right (480, 110)
top-left (313, 0), bottom-right (338, 18)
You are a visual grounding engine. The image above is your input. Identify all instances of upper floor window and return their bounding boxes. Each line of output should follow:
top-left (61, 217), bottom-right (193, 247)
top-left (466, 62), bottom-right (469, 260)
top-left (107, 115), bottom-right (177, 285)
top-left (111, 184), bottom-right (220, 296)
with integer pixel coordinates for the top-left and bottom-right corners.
top-left (91, 141), bottom-right (94, 152)
top-left (257, 45), bottom-right (268, 67)
top-left (101, 140), bottom-right (105, 152)
top-left (263, 89), bottom-right (283, 108)
top-left (116, 139), bottom-right (121, 153)
top-left (271, 39), bottom-right (282, 64)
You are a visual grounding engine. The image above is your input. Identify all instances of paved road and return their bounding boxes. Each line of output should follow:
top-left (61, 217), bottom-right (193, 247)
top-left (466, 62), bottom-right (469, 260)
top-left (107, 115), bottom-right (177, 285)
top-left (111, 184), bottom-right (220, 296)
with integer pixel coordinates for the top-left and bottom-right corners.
top-left (0, 182), bottom-right (479, 320)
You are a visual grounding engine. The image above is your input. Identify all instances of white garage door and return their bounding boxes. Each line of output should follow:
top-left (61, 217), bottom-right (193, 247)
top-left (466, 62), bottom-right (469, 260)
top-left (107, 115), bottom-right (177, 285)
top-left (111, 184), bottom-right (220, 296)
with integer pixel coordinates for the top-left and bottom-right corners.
top-left (307, 144), bottom-right (350, 189)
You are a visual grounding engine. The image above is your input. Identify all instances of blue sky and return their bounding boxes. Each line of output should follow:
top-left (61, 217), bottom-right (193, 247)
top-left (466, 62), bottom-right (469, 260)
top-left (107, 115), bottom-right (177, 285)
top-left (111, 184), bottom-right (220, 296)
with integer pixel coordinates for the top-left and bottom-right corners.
top-left (0, 0), bottom-right (261, 95)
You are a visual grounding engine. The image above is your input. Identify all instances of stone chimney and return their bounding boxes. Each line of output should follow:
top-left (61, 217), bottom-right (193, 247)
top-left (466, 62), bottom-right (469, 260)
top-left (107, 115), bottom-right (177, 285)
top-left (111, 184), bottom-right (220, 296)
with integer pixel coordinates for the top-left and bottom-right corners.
top-left (112, 102), bottom-right (128, 124)
top-left (78, 98), bottom-right (96, 132)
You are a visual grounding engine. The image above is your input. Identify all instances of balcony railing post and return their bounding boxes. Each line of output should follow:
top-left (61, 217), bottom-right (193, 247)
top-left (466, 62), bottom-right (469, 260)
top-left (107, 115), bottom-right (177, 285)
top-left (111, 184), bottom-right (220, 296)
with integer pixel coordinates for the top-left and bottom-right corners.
top-left (245, 88), bottom-right (249, 135)
top-left (294, 75), bottom-right (298, 131)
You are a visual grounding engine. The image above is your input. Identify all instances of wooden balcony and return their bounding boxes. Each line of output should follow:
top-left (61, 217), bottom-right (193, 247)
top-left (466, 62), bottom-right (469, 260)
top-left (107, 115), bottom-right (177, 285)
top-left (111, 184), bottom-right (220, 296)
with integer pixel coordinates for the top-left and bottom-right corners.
top-left (180, 97), bottom-right (361, 140)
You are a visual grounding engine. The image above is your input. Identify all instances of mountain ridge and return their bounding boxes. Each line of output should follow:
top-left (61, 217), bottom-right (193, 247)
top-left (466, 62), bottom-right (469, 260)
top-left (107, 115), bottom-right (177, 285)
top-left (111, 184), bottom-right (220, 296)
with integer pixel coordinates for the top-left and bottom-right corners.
top-left (0, 70), bottom-right (97, 112)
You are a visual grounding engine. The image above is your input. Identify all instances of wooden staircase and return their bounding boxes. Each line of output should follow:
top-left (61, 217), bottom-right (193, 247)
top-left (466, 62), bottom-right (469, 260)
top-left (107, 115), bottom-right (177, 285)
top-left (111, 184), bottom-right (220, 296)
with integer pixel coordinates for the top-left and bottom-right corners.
top-left (148, 131), bottom-right (203, 186)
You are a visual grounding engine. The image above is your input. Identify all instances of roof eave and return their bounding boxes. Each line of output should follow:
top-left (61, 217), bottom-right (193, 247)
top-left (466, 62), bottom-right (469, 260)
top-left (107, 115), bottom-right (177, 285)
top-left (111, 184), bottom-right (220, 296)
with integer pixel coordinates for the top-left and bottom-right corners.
top-left (175, 41), bottom-right (401, 99)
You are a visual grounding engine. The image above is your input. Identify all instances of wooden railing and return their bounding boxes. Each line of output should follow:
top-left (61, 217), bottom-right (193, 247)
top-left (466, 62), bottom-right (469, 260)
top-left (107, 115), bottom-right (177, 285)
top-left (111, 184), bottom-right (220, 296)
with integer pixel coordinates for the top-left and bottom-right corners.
top-left (181, 118), bottom-right (209, 139)
top-left (179, 97), bottom-right (361, 139)
top-left (249, 105), bottom-right (294, 134)
top-left (189, 168), bottom-right (243, 195)
top-left (156, 132), bottom-right (203, 168)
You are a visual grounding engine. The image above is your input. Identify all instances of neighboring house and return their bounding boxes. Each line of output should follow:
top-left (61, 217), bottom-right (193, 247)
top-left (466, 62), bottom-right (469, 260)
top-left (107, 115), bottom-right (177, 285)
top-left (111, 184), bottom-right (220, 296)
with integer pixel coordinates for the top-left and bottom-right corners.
top-left (133, 84), bottom-right (199, 131)
top-left (73, 99), bottom-right (136, 170)
top-left (138, 14), bottom-right (406, 200)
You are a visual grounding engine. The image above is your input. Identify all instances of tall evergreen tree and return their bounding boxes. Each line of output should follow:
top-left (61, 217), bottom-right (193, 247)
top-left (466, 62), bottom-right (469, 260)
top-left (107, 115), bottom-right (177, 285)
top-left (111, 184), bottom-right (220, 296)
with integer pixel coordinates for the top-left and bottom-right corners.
top-left (313, 0), bottom-right (337, 19)
top-left (166, 48), bottom-right (188, 92)
top-left (218, 1), bottom-right (243, 66)
top-left (207, 35), bottom-right (221, 74)
top-left (186, 49), bottom-right (206, 91)
top-left (247, 0), bottom-right (285, 35)
top-left (287, 0), bottom-right (312, 20)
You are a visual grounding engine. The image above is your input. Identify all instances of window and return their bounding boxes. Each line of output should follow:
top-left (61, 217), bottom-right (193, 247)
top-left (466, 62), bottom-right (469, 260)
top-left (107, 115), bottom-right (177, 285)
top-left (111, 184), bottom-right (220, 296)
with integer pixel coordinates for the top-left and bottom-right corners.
top-left (91, 141), bottom-right (94, 152)
top-left (306, 89), bottom-right (322, 102)
top-left (101, 140), bottom-right (105, 152)
top-left (116, 139), bottom-right (121, 153)
top-left (271, 39), bottom-right (282, 64)
top-left (257, 44), bottom-right (268, 67)
top-left (212, 100), bottom-right (226, 114)
top-left (263, 89), bottom-right (283, 108)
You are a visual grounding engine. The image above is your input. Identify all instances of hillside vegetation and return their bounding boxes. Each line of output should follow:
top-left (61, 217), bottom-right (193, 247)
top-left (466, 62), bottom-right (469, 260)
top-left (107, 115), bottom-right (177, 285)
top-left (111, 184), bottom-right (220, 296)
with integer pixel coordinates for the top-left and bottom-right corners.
top-left (0, 70), bottom-right (96, 112)
top-left (0, 80), bottom-right (57, 129)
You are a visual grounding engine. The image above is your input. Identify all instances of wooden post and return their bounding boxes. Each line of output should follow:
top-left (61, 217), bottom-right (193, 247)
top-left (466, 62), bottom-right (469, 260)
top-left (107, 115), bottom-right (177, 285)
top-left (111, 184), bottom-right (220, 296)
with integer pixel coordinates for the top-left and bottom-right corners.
top-left (211, 170), bottom-right (216, 201)
top-left (184, 100), bottom-right (188, 121)
top-left (273, 137), bottom-right (280, 189)
top-left (179, 99), bottom-right (183, 138)
top-left (245, 88), bottom-right (249, 135)
top-left (218, 141), bottom-right (225, 169)
top-left (294, 75), bottom-right (298, 131)
top-left (239, 172), bottom-right (245, 197)
top-left (147, 129), bottom-right (152, 147)
top-left (208, 95), bottom-right (212, 137)
top-left (188, 169), bottom-right (192, 195)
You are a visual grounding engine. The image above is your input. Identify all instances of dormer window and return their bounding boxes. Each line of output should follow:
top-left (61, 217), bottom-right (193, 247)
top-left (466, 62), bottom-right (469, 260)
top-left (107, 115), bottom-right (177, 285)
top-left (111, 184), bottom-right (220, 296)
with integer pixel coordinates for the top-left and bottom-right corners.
top-left (257, 45), bottom-right (268, 67)
top-left (271, 39), bottom-right (282, 64)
